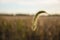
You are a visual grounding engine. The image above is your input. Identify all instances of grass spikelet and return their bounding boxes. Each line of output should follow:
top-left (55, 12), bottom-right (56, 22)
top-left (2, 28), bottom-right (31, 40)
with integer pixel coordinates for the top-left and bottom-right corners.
top-left (32, 10), bottom-right (47, 31)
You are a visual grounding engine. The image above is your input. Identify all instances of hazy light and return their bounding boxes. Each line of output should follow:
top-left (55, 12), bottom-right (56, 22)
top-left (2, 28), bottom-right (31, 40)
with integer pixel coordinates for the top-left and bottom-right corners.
top-left (0, 0), bottom-right (60, 14)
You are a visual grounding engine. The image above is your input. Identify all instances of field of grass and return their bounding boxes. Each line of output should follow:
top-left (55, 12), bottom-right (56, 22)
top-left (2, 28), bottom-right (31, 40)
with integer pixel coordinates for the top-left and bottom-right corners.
top-left (0, 14), bottom-right (60, 40)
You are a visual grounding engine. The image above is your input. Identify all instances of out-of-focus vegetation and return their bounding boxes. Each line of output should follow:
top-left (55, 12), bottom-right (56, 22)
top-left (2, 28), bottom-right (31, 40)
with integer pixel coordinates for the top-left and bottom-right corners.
top-left (0, 14), bottom-right (31, 16)
top-left (0, 14), bottom-right (60, 40)
top-left (0, 15), bottom-right (33, 40)
top-left (48, 14), bottom-right (60, 16)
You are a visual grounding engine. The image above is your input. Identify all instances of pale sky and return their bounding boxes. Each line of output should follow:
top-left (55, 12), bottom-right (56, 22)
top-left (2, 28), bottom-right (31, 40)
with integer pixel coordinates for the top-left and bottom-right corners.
top-left (0, 0), bottom-right (60, 14)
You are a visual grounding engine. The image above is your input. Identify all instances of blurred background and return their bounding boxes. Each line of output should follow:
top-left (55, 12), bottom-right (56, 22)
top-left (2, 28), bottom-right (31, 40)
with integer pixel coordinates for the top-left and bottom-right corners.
top-left (0, 0), bottom-right (60, 40)
top-left (0, 0), bottom-right (60, 15)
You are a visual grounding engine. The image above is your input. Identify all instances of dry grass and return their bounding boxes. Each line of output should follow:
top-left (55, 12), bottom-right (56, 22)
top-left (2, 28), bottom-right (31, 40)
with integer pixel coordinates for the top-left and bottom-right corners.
top-left (0, 15), bottom-right (60, 40)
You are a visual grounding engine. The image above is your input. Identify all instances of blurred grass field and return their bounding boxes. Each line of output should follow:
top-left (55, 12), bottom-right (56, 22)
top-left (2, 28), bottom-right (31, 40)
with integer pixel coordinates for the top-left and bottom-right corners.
top-left (0, 14), bottom-right (60, 40)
